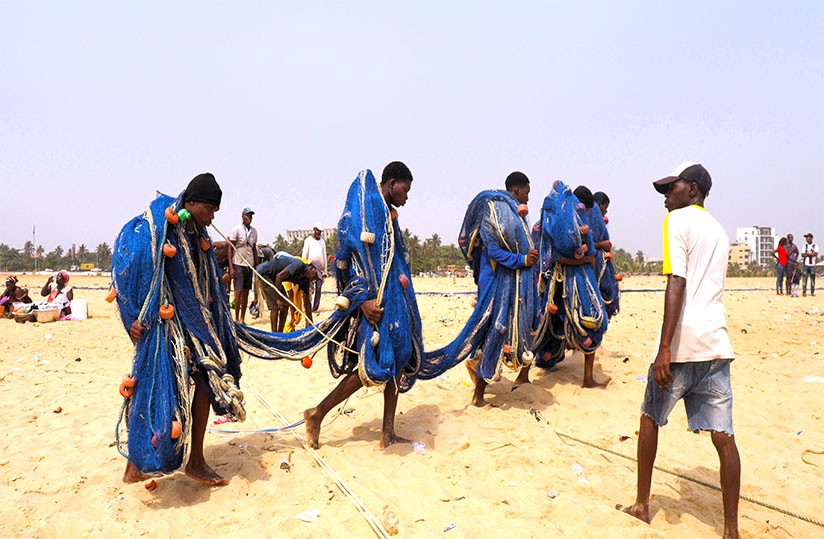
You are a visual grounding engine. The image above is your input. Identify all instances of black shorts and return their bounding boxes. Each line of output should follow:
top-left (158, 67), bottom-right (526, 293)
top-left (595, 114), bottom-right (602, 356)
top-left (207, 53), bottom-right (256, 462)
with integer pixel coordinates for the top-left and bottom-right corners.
top-left (234, 265), bottom-right (253, 290)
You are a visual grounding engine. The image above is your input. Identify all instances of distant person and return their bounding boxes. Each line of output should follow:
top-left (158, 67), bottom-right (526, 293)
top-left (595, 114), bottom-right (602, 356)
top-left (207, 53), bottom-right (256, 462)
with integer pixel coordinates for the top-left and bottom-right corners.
top-left (785, 233), bottom-right (799, 297)
top-left (228, 208), bottom-right (258, 324)
top-left (789, 261), bottom-right (801, 297)
top-left (1, 276), bottom-right (31, 317)
top-left (302, 222), bottom-right (327, 313)
top-left (618, 162), bottom-right (740, 539)
top-left (801, 233), bottom-right (818, 296)
top-left (256, 252), bottom-right (317, 332)
top-left (772, 237), bottom-right (788, 295)
top-left (41, 270), bottom-right (73, 318)
top-left (593, 191), bottom-right (610, 218)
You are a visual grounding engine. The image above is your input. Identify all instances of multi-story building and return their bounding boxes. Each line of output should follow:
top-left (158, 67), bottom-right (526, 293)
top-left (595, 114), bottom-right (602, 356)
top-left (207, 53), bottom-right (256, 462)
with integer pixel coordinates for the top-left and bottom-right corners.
top-left (728, 242), bottom-right (752, 270)
top-left (286, 227), bottom-right (337, 243)
top-left (736, 226), bottom-right (778, 267)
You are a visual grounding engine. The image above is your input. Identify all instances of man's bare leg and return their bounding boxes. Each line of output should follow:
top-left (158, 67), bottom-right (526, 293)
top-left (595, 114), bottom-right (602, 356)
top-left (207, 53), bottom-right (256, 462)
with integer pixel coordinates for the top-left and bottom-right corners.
top-left (711, 431), bottom-right (741, 539)
top-left (233, 289), bottom-right (242, 322)
top-left (380, 380), bottom-right (410, 448)
top-left (583, 351), bottom-right (608, 388)
top-left (617, 414), bottom-right (659, 523)
top-left (465, 356), bottom-right (488, 406)
top-left (512, 365), bottom-right (531, 390)
top-left (185, 375), bottom-right (229, 486)
top-left (304, 372), bottom-right (363, 449)
top-left (237, 289), bottom-right (249, 324)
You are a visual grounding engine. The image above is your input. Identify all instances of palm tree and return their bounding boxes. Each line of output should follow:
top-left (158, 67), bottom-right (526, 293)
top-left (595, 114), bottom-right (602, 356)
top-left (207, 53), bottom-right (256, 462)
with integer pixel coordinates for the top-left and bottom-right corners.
top-left (635, 250), bottom-right (645, 271)
top-left (77, 244), bottom-right (89, 264)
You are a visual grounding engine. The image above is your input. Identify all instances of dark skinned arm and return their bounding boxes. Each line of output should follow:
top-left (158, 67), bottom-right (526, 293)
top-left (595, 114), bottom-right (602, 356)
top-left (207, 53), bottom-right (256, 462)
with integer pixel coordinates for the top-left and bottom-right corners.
top-left (653, 274), bottom-right (687, 388)
top-left (41, 276), bottom-right (53, 297)
top-left (594, 240), bottom-right (612, 252)
top-left (559, 255), bottom-right (596, 267)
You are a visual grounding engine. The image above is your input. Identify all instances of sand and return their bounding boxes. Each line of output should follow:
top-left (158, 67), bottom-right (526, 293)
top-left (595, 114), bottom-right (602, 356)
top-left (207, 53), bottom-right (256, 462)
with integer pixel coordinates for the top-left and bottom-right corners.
top-left (1, 274), bottom-right (822, 538)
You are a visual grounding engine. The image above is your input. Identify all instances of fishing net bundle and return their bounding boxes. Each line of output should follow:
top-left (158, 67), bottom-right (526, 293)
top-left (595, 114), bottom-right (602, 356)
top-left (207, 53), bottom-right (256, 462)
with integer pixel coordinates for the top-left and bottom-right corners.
top-left (532, 181), bottom-right (608, 369)
top-left (418, 190), bottom-right (538, 383)
top-left (587, 202), bottom-right (620, 317)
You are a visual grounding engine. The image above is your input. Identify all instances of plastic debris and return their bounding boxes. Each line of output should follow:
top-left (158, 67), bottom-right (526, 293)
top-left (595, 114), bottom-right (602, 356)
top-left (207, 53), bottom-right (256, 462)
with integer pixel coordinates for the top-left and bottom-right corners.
top-left (54, 407), bottom-right (63, 414)
top-left (412, 441), bottom-right (426, 455)
top-left (803, 376), bottom-right (824, 383)
top-left (382, 509), bottom-right (399, 536)
top-left (636, 375), bottom-right (646, 382)
top-left (546, 490), bottom-right (559, 498)
top-left (572, 464), bottom-right (590, 485)
top-left (144, 480), bottom-right (158, 491)
top-left (444, 523), bottom-right (456, 532)
top-left (44, 334), bottom-right (53, 341)
top-left (508, 480), bottom-right (517, 487)
top-left (296, 506), bottom-right (320, 523)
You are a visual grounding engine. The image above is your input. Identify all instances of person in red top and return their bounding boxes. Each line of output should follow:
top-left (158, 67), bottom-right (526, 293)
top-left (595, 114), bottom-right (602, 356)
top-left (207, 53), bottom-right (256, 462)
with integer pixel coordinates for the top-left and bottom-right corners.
top-left (772, 237), bottom-right (788, 295)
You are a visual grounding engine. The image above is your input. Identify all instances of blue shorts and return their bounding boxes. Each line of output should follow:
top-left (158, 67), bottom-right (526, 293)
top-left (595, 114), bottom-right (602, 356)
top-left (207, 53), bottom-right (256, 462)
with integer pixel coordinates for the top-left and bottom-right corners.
top-left (641, 359), bottom-right (734, 435)
top-left (234, 265), bottom-right (253, 290)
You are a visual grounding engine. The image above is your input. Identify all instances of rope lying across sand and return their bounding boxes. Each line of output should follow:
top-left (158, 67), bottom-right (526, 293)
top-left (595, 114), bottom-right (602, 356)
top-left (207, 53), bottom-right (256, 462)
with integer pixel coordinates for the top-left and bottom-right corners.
top-left (528, 409), bottom-right (824, 529)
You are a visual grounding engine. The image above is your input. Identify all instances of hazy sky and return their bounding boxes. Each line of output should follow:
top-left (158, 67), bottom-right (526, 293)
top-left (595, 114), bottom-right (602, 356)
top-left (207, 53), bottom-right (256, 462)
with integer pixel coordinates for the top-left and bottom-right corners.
top-left (2, 2), bottom-right (822, 258)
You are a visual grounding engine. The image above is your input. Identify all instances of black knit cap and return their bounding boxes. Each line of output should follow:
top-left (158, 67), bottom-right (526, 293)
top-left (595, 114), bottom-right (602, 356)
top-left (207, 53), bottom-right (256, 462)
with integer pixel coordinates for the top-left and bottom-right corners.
top-left (184, 173), bottom-right (222, 208)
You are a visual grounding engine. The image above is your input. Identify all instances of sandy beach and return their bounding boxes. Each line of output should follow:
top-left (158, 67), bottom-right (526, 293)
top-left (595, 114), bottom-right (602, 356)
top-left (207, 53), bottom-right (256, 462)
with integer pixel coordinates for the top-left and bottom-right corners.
top-left (1, 274), bottom-right (822, 538)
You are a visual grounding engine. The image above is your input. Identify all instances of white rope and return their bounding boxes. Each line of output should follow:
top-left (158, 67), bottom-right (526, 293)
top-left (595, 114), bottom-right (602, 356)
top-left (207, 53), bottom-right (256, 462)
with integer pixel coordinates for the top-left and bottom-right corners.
top-left (244, 380), bottom-right (391, 539)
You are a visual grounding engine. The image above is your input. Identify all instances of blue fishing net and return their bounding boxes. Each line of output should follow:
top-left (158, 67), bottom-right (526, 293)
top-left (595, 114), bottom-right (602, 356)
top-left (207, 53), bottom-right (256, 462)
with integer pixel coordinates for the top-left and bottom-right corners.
top-left (419, 190), bottom-right (538, 382)
top-left (532, 181), bottom-right (608, 369)
top-left (588, 203), bottom-right (620, 317)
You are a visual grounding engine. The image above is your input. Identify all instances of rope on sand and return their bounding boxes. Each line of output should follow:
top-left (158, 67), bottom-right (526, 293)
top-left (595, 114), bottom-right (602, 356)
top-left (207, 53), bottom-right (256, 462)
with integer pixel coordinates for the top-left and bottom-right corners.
top-left (244, 381), bottom-right (391, 539)
top-left (532, 414), bottom-right (824, 529)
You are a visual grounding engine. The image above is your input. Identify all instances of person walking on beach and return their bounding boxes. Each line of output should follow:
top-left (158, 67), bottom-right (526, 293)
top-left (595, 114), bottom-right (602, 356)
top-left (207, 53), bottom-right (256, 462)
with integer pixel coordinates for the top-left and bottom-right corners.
top-left (114, 173), bottom-right (245, 487)
top-left (228, 208), bottom-right (258, 323)
top-left (772, 237), bottom-right (788, 295)
top-left (304, 161), bottom-right (423, 449)
top-left (302, 222), bottom-right (327, 313)
top-left (462, 171), bottom-right (539, 405)
top-left (618, 162), bottom-right (740, 539)
top-left (801, 233), bottom-right (818, 296)
top-left (785, 233), bottom-right (799, 297)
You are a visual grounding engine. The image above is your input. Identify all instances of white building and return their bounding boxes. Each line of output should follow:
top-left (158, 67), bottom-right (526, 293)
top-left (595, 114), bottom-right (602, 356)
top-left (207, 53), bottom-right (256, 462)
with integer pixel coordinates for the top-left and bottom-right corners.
top-left (286, 227), bottom-right (337, 242)
top-left (736, 226), bottom-right (778, 267)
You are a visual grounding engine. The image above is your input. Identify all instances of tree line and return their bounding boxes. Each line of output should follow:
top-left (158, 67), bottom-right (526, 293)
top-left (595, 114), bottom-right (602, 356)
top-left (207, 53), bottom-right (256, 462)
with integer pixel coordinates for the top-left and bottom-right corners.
top-left (0, 242), bottom-right (112, 272)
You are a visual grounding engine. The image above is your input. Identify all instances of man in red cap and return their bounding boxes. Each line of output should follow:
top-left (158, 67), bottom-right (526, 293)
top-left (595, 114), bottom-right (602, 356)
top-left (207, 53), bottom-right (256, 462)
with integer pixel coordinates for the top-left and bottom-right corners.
top-left (619, 162), bottom-right (740, 539)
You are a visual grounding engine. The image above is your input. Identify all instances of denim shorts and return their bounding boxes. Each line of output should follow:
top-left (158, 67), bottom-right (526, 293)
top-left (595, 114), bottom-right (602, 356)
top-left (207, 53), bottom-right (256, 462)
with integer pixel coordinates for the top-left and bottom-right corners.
top-left (641, 359), bottom-right (734, 435)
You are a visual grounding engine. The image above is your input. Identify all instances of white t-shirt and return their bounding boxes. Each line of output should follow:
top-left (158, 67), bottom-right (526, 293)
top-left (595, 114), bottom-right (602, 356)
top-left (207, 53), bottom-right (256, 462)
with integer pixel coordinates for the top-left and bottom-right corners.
top-left (657, 205), bottom-right (734, 363)
top-left (302, 235), bottom-right (327, 272)
top-left (802, 242), bottom-right (819, 267)
top-left (229, 224), bottom-right (258, 267)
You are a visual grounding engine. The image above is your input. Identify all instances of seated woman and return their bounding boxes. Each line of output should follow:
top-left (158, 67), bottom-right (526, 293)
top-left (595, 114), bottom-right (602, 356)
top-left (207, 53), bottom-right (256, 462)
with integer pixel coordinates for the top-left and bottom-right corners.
top-left (1, 276), bottom-right (26, 317)
top-left (41, 270), bottom-right (73, 318)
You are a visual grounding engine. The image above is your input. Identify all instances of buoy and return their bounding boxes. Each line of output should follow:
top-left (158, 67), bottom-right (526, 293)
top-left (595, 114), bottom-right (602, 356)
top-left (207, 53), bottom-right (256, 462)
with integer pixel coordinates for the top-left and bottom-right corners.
top-left (165, 206), bottom-right (179, 225)
top-left (122, 374), bottom-right (136, 388)
top-left (583, 337), bottom-right (593, 347)
top-left (222, 272), bottom-right (231, 284)
top-left (398, 273), bottom-right (410, 290)
top-left (470, 296), bottom-right (478, 307)
top-left (370, 331), bottom-right (380, 347)
top-left (517, 204), bottom-right (529, 217)
top-left (542, 351), bottom-right (553, 361)
top-left (183, 346), bottom-right (191, 360)
top-left (458, 237), bottom-right (467, 248)
top-left (502, 344), bottom-right (513, 355)
top-left (360, 231), bottom-right (375, 244)
top-left (200, 236), bottom-right (210, 251)
top-left (604, 216), bottom-right (609, 224)
top-left (546, 303), bottom-right (558, 314)
top-left (579, 225), bottom-right (589, 235)
top-left (552, 180), bottom-right (561, 189)
top-left (170, 420), bottom-right (182, 439)
top-left (582, 243), bottom-right (588, 253)
top-left (301, 356), bottom-right (313, 369)
top-left (336, 259), bottom-right (348, 270)
top-left (575, 203), bottom-right (585, 211)
top-left (119, 381), bottom-right (134, 399)
top-left (390, 209), bottom-right (398, 220)
top-left (522, 350), bottom-right (534, 363)
top-left (151, 432), bottom-right (160, 448)
top-left (162, 243), bottom-right (177, 258)
top-left (159, 303), bottom-right (175, 320)
top-left (105, 287), bottom-right (117, 303)
top-left (177, 209), bottom-right (191, 222)
top-left (335, 296), bottom-right (350, 311)
top-left (615, 273), bottom-right (623, 282)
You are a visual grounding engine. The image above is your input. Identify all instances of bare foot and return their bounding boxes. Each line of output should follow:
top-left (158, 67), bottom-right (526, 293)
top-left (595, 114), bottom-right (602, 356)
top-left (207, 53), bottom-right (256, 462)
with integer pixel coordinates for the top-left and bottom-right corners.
top-left (122, 461), bottom-right (157, 484)
top-left (380, 432), bottom-right (410, 449)
top-left (616, 503), bottom-right (650, 524)
top-left (304, 408), bottom-right (321, 449)
top-left (511, 380), bottom-right (531, 392)
top-left (583, 375), bottom-right (611, 389)
top-left (471, 383), bottom-right (488, 407)
top-left (185, 461), bottom-right (229, 486)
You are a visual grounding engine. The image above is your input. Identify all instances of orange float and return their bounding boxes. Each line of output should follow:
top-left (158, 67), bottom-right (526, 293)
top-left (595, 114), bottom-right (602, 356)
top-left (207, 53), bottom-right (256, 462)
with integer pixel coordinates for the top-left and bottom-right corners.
top-left (119, 380), bottom-right (134, 398)
top-left (603, 216), bottom-right (609, 224)
top-left (517, 204), bottom-right (529, 217)
top-left (162, 243), bottom-right (177, 258)
top-left (581, 244), bottom-right (588, 253)
top-left (583, 337), bottom-right (593, 347)
top-left (183, 345), bottom-right (192, 360)
top-left (200, 236), bottom-right (210, 251)
top-left (398, 273), bottom-right (410, 290)
top-left (390, 209), bottom-right (398, 220)
top-left (301, 356), bottom-right (313, 369)
top-left (105, 287), bottom-right (118, 303)
top-left (123, 374), bottom-right (136, 388)
top-left (222, 272), bottom-right (231, 284)
top-left (579, 225), bottom-right (589, 235)
top-left (615, 273), bottom-right (623, 282)
top-left (502, 344), bottom-right (513, 355)
top-left (159, 303), bottom-right (175, 320)
top-left (165, 206), bottom-right (179, 225)
top-left (546, 303), bottom-right (559, 314)
top-left (170, 420), bottom-right (182, 439)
